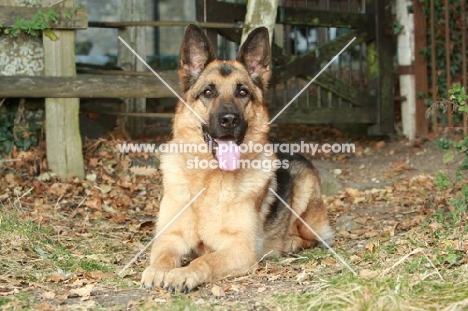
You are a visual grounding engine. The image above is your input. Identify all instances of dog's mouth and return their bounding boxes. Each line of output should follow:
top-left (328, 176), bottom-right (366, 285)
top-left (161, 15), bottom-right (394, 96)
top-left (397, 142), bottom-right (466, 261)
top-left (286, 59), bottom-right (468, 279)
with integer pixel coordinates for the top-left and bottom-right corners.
top-left (203, 125), bottom-right (241, 171)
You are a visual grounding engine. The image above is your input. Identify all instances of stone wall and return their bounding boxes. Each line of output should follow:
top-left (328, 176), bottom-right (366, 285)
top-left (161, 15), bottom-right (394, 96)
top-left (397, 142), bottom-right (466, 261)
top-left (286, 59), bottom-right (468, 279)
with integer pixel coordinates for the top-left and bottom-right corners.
top-left (0, 0), bottom-right (43, 76)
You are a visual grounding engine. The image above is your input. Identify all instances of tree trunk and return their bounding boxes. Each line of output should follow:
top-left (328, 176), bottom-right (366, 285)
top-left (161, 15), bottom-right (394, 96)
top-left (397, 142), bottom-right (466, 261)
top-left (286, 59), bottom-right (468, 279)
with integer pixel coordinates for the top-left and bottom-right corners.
top-left (241, 0), bottom-right (279, 46)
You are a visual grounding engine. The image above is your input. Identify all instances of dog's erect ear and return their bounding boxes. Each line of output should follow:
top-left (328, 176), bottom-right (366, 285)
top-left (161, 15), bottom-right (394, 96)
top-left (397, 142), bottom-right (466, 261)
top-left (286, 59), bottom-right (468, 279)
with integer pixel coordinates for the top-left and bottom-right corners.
top-left (179, 24), bottom-right (216, 93)
top-left (237, 27), bottom-right (271, 92)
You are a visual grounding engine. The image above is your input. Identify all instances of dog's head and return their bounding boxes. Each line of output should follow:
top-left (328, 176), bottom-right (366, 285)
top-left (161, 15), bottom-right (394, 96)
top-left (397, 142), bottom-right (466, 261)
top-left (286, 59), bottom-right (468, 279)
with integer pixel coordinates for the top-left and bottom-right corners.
top-left (174, 24), bottom-right (271, 169)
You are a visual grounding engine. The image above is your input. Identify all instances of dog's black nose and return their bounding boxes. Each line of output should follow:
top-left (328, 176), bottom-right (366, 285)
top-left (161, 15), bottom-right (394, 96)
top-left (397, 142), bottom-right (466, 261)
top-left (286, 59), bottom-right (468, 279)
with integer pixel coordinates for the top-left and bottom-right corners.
top-left (219, 113), bottom-right (240, 129)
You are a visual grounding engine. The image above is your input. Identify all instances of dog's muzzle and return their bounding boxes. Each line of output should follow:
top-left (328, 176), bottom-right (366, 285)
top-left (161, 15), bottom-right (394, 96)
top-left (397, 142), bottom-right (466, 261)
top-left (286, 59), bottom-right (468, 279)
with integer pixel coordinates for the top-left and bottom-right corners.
top-left (202, 124), bottom-right (241, 171)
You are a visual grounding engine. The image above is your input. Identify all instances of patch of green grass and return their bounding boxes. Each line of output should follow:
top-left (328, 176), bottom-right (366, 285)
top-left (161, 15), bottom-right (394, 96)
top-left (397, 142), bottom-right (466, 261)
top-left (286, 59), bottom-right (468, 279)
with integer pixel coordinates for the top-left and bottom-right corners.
top-left (0, 292), bottom-right (32, 310)
top-left (0, 204), bottom-right (115, 282)
top-left (0, 297), bottom-right (11, 307)
top-left (137, 295), bottom-right (209, 311)
top-left (274, 270), bottom-right (467, 310)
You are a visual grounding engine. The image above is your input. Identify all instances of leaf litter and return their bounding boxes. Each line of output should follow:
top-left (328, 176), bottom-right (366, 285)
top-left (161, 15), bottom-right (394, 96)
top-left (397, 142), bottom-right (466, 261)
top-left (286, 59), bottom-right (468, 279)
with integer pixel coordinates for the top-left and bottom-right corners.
top-left (0, 128), bottom-right (467, 310)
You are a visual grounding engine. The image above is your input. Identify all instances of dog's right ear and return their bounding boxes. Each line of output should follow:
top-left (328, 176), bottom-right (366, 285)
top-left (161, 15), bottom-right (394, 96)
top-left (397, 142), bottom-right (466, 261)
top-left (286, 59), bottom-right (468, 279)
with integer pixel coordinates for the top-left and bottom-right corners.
top-left (179, 24), bottom-right (216, 93)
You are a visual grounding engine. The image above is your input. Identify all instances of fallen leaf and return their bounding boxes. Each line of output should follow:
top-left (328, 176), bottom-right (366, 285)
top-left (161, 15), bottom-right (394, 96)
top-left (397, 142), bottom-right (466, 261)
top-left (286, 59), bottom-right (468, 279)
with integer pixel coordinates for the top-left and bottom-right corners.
top-left (130, 166), bottom-right (158, 176)
top-left (41, 291), bottom-right (56, 299)
top-left (34, 302), bottom-right (54, 311)
top-left (322, 257), bottom-right (338, 266)
top-left (359, 269), bottom-right (378, 278)
top-left (429, 222), bottom-right (443, 233)
top-left (375, 141), bottom-right (386, 149)
top-left (211, 284), bottom-right (225, 297)
top-left (69, 284), bottom-right (94, 299)
top-left (86, 174), bottom-right (97, 182)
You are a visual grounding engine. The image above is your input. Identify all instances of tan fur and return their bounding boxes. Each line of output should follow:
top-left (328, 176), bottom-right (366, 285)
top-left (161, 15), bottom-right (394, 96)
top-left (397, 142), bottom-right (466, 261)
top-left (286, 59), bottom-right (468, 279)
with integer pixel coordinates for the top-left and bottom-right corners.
top-left (141, 25), bottom-right (332, 293)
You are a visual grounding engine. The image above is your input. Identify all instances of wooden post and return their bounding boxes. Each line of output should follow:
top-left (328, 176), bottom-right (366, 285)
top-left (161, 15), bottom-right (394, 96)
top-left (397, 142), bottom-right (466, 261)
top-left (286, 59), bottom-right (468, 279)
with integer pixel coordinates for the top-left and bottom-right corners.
top-left (366, 0), bottom-right (394, 136)
top-left (118, 0), bottom-right (147, 138)
top-left (195, 0), bottom-right (218, 56)
top-left (42, 0), bottom-right (84, 179)
top-left (241, 0), bottom-right (279, 45)
top-left (396, 0), bottom-right (416, 140)
top-left (413, 0), bottom-right (429, 136)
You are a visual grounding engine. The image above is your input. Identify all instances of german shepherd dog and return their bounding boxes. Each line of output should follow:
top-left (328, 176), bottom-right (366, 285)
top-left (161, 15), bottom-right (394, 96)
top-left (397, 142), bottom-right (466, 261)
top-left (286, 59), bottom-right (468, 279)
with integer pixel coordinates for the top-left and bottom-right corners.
top-left (141, 24), bottom-right (333, 293)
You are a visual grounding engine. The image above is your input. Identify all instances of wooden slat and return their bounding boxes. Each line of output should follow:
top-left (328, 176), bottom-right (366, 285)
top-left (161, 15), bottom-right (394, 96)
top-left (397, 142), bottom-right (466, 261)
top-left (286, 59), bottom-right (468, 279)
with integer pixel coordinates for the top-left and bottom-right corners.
top-left (277, 7), bottom-right (373, 28)
top-left (270, 29), bottom-right (371, 86)
top-left (0, 74), bottom-right (180, 98)
top-left (269, 106), bottom-right (377, 124)
top-left (0, 6), bottom-right (87, 29)
top-left (195, 0), bottom-right (372, 29)
top-left (312, 72), bottom-right (367, 107)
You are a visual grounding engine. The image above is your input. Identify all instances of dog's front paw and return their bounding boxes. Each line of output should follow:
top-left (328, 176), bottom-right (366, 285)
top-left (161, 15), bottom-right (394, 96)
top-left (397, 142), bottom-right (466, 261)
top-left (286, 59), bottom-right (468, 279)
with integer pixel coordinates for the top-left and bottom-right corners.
top-left (141, 266), bottom-right (170, 290)
top-left (163, 266), bottom-right (202, 293)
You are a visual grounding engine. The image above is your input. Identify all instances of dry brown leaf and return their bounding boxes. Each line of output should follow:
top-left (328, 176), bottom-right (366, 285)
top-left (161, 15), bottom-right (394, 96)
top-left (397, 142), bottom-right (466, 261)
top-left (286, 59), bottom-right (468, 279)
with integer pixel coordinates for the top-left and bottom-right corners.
top-left (130, 166), bottom-right (158, 176)
top-left (359, 269), bottom-right (378, 278)
top-left (429, 222), bottom-right (443, 233)
top-left (0, 287), bottom-right (20, 296)
top-left (40, 291), bottom-right (56, 299)
top-left (46, 273), bottom-right (67, 283)
top-left (411, 215), bottom-right (425, 226)
top-left (364, 230), bottom-right (379, 238)
top-left (211, 284), bottom-right (225, 297)
top-left (85, 197), bottom-right (102, 210)
top-left (48, 183), bottom-right (70, 196)
top-left (346, 188), bottom-right (361, 197)
top-left (69, 284), bottom-right (95, 299)
top-left (322, 257), bottom-right (338, 267)
top-left (350, 255), bottom-right (362, 262)
top-left (375, 141), bottom-right (386, 149)
top-left (365, 241), bottom-right (378, 252)
top-left (34, 302), bottom-right (54, 311)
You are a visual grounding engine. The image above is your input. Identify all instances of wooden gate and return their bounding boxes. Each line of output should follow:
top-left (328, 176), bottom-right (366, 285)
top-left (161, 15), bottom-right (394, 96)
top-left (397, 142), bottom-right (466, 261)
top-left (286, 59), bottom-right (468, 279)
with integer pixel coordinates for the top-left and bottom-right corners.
top-left (196, 0), bottom-right (394, 135)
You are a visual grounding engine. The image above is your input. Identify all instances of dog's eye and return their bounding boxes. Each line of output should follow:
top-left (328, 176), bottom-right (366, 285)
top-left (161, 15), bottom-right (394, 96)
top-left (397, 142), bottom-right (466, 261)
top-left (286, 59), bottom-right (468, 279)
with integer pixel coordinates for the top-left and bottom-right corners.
top-left (238, 89), bottom-right (249, 98)
top-left (203, 89), bottom-right (214, 98)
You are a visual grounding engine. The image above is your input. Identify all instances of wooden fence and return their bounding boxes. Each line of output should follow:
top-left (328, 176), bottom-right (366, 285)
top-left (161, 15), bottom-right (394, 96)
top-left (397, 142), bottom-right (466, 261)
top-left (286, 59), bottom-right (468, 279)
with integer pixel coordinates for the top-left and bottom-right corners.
top-left (413, 0), bottom-right (467, 134)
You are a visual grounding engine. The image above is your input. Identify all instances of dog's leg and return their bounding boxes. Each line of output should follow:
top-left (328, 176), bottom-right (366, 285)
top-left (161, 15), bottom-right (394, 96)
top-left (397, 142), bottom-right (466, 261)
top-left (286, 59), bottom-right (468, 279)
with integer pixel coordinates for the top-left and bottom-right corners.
top-left (162, 238), bottom-right (257, 292)
top-left (283, 197), bottom-right (333, 253)
top-left (281, 164), bottom-right (334, 253)
top-left (141, 198), bottom-right (196, 290)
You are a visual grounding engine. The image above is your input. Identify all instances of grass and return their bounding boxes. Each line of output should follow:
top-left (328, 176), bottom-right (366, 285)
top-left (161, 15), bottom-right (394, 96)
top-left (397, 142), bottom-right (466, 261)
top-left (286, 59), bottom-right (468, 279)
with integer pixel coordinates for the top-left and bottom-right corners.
top-left (0, 202), bottom-right (124, 290)
top-left (1, 198), bottom-right (467, 310)
top-left (266, 203), bottom-right (468, 311)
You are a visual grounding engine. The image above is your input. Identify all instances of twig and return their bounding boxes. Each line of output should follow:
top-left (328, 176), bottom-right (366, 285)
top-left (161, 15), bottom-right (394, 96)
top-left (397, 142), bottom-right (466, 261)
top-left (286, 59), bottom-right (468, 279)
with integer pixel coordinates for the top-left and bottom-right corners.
top-left (247, 250), bottom-right (274, 272)
top-left (14, 187), bottom-right (34, 206)
top-left (383, 248), bottom-right (423, 274)
top-left (422, 252), bottom-right (444, 282)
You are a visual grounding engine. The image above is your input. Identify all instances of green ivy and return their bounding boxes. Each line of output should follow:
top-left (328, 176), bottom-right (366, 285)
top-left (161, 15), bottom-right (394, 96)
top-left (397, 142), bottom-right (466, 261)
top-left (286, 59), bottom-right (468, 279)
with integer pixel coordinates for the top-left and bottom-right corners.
top-left (418, 0), bottom-right (467, 125)
top-left (0, 106), bottom-right (41, 155)
top-left (4, 9), bottom-right (58, 37)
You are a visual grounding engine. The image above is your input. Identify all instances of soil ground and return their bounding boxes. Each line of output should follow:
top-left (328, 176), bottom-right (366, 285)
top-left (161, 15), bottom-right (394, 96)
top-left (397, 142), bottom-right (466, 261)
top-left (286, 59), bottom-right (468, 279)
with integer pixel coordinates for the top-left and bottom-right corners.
top-left (0, 125), bottom-right (467, 310)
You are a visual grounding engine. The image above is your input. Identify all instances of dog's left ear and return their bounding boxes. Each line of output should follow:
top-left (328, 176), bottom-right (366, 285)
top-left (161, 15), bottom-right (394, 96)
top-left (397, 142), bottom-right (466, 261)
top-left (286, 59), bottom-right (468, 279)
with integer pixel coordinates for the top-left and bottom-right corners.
top-left (237, 27), bottom-right (271, 92)
top-left (179, 24), bottom-right (216, 93)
